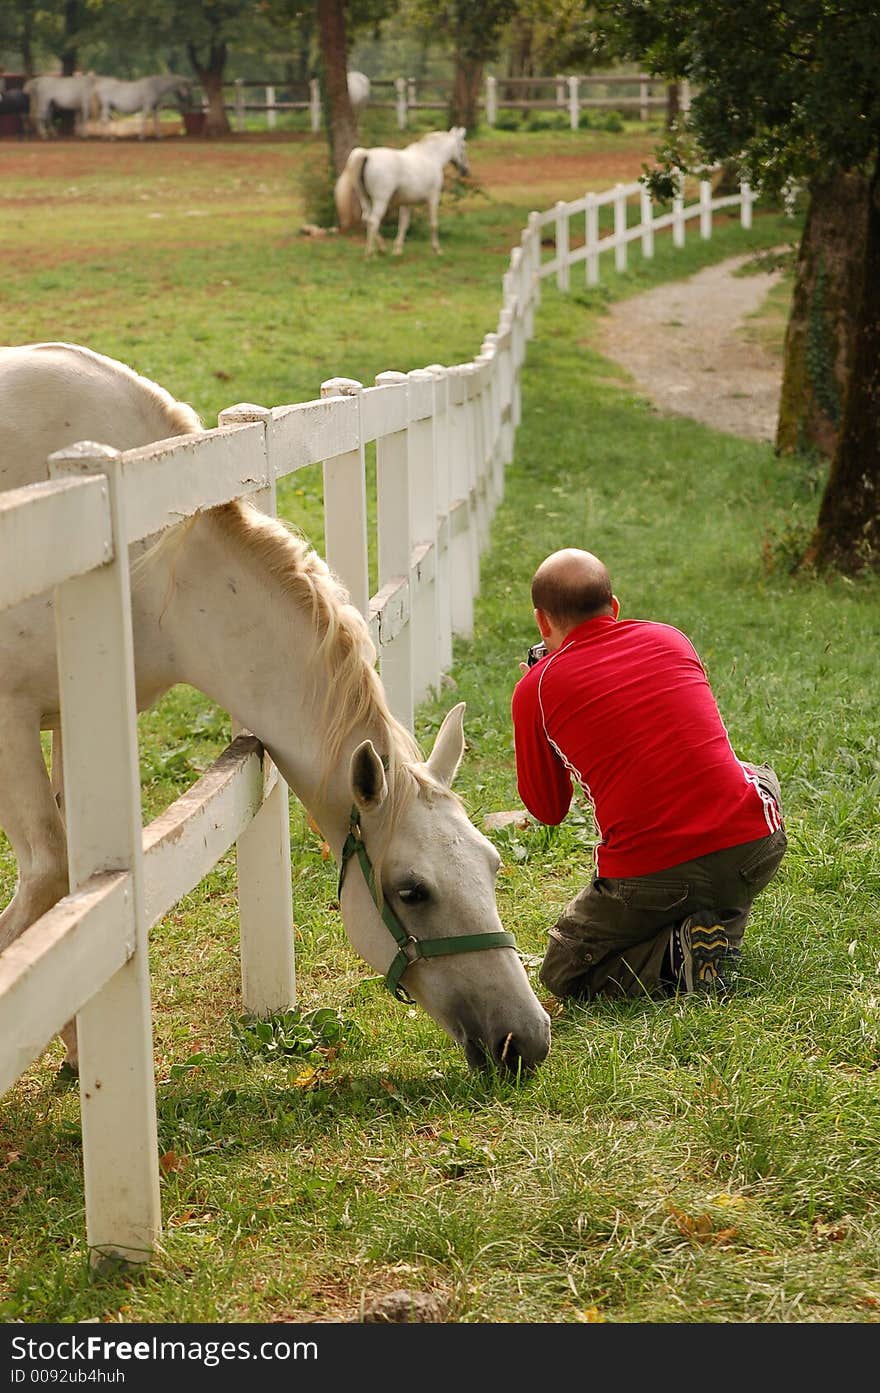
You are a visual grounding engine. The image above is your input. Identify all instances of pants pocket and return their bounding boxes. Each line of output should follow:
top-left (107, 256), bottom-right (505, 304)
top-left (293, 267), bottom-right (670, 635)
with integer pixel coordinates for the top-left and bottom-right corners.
top-left (738, 830), bottom-right (787, 891)
top-left (614, 878), bottom-right (690, 915)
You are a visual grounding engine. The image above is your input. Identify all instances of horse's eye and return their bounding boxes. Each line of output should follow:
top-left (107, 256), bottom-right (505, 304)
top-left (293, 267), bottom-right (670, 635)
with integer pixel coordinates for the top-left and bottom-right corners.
top-left (397, 882), bottom-right (429, 905)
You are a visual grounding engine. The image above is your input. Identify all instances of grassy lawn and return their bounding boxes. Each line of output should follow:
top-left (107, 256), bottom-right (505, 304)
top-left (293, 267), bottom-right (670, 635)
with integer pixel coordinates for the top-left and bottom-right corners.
top-left (2, 128), bottom-right (879, 1325)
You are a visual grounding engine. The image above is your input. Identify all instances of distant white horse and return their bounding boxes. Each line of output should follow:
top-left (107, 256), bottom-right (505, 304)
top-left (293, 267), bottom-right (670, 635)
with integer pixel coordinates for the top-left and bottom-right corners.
top-left (93, 73), bottom-right (191, 139)
top-left (334, 127), bottom-right (469, 256)
top-left (347, 70), bottom-right (370, 115)
top-left (23, 73), bottom-right (96, 138)
top-left (0, 342), bottom-right (551, 1076)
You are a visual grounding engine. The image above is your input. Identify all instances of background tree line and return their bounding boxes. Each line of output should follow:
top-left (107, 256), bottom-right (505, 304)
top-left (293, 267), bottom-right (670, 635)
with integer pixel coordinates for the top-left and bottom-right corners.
top-left (3, 0), bottom-right (878, 574)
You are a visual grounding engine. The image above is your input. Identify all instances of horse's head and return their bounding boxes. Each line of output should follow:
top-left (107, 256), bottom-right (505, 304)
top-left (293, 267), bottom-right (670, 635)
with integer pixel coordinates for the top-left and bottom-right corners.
top-left (448, 125), bottom-right (470, 177)
top-left (338, 703), bottom-right (551, 1074)
top-left (169, 75), bottom-right (193, 108)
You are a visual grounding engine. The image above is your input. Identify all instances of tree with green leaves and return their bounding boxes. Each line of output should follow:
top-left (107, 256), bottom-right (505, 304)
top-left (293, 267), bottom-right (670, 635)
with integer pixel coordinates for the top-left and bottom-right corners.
top-left (601, 0), bottom-right (880, 574)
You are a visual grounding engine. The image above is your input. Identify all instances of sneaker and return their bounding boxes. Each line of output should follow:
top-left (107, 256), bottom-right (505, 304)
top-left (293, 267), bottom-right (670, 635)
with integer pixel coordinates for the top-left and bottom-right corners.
top-left (667, 912), bottom-right (740, 994)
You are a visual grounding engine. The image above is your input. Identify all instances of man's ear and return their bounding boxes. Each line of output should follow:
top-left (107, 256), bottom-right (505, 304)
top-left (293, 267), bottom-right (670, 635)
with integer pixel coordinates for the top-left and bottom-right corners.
top-left (535, 607), bottom-right (553, 640)
top-left (611, 595), bottom-right (620, 619)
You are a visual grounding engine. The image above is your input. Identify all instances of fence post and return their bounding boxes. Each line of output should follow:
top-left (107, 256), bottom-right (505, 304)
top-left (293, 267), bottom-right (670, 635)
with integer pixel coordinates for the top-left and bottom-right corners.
top-left (555, 200), bottom-right (570, 292)
top-left (373, 371), bottom-right (415, 731)
top-left (407, 76), bottom-right (416, 109)
top-left (527, 209), bottom-right (542, 313)
top-left (496, 309), bottom-right (516, 465)
top-left (639, 75), bottom-right (649, 121)
top-left (320, 377), bottom-right (369, 619)
top-left (680, 80), bottom-right (692, 113)
top-left (585, 191), bottom-right (599, 286)
top-left (424, 364), bottom-right (453, 674)
top-left (395, 77), bottom-right (407, 130)
top-left (640, 186), bottom-right (654, 259)
top-left (235, 78), bottom-right (245, 133)
top-left (309, 78), bottom-right (321, 132)
top-left (447, 365), bottom-right (476, 639)
top-left (740, 181), bottom-right (753, 229)
top-left (217, 404), bottom-right (295, 1018)
top-left (699, 178), bottom-right (712, 239)
top-left (567, 75), bottom-right (579, 130)
top-left (485, 73), bottom-right (497, 126)
top-left (480, 336), bottom-right (504, 509)
top-left (673, 172), bottom-right (686, 247)
top-left (614, 183), bottom-right (628, 272)
top-left (406, 368), bottom-right (442, 704)
top-left (48, 441), bottom-right (161, 1267)
top-left (266, 84), bottom-right (276, 131)
top-left (555, 74), bottom-right (565, 106)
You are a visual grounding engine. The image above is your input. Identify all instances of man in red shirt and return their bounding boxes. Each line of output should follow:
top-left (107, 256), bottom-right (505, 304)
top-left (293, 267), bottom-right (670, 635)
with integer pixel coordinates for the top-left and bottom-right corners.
top-left (511, 548), bottom-right (786, 1000)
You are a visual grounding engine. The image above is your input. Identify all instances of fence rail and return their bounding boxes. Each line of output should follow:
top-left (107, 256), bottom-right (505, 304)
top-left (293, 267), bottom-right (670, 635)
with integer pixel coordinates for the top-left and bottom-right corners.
top-left (0, 166), bottom-right (758, 1263)
top-left (201, 71), bottom-right (682, 134)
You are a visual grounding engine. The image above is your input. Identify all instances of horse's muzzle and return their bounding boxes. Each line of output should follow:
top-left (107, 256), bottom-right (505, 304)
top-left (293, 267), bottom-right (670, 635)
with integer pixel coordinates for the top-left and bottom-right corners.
top-left (464, 1022), bottom-right (551, 1075)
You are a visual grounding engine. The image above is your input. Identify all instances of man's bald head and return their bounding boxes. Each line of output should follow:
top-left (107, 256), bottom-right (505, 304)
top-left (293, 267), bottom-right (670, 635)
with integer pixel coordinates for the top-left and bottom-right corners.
top-left (531, 548), bottom-right (614, 628)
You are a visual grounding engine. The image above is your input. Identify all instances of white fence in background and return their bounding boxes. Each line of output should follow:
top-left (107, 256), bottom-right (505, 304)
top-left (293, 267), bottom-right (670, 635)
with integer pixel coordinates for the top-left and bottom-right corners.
top-left (205, 71), bottom-right (680, 134)
top-left (0, 170), bottom-right (758, 1263)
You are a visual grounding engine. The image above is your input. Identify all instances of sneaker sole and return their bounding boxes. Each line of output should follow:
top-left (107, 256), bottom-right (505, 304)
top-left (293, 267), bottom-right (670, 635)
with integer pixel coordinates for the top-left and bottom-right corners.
top-left (688, 924), bottom-right (730, 990)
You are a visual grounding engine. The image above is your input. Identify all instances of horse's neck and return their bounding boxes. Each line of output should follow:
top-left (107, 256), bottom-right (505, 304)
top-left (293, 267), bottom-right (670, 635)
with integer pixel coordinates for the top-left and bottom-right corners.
top-left (138, 512), bottom-right (387, 850)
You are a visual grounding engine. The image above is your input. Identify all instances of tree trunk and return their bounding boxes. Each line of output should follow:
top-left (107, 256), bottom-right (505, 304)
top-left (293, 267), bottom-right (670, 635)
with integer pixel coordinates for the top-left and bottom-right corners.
top-left (187, 42), bottom-right (231, 137)
top-left (776, 172), bottom-right (869, 459)
top-left (450, 55), bottom-right (483, 130)
top-left (803, 156), bottom-right (880, 573)
top-left (317, 0), bottom-right (358, 176)
top-left (60, 0), bottom-right (81, 75)
top-left (666, 82), bottom-right (679, 130)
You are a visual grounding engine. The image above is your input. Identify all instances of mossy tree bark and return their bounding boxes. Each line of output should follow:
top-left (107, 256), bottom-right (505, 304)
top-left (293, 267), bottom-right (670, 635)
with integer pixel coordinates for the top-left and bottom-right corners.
top-left (187, 42), bottom-right (231, 137)
top-left (776, 171), bottom-right (869, 459)
top-left (317, 0), bottom-right (358, 176)
top-left (803, 157), bottom-right (880, 573)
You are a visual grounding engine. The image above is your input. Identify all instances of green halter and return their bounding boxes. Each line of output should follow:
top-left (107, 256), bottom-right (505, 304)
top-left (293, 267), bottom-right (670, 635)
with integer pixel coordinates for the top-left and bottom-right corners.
top-left (337, 805), bottom-right (517, 1003)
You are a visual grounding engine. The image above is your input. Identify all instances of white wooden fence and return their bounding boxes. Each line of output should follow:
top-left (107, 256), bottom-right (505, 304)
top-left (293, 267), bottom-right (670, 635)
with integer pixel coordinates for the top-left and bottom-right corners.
top-left (210, 71), bottom-right (678, 134)
top-left (0, 170), bottom-right (758, 1264)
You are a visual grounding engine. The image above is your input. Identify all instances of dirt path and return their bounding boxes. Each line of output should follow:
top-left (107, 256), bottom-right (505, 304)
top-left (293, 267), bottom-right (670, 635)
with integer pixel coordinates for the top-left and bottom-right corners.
top-left (597, 253), bottom-right (785, 443)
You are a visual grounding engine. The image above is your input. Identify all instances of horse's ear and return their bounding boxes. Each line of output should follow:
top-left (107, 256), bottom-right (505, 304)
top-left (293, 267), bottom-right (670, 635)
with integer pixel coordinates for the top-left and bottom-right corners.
top-left (350, 739), bottom-right (388, 813)
top-left (426, 701), bottom-right (466, 787)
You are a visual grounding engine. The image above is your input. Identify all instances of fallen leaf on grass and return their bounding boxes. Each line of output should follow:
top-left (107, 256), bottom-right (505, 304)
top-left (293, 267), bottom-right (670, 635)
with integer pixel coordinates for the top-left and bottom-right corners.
top-left (159, 1150), bottom-right (187, 1174)
top-left (667, 1204), bottom-right (738, 1245)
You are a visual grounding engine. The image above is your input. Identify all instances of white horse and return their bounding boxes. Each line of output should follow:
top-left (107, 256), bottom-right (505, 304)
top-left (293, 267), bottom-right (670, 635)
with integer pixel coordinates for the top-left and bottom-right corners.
top-left (334, 127), bottom-right (469, 256)
top-left (92, 73), bottom-right (191, 139)
top-left (0, 342), bottom-right (551, 1076)
top-left (347, 70), bottom-right (370, 115)
top-left (23, 73), bottom-right (96, 138)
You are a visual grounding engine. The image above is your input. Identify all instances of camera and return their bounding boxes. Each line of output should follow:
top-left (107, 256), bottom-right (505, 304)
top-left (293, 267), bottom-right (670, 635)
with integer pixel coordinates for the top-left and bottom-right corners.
top-left (526, 641), bottom-right (547, 667)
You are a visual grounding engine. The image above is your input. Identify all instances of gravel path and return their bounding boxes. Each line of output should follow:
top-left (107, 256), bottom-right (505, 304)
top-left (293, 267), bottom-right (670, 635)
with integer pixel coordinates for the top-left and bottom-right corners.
top-left (597, 252), bottom-right (785, 443)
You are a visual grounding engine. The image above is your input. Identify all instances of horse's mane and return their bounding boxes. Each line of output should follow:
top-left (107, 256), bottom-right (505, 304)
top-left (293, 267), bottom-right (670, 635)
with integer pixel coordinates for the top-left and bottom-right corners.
top-left (209, 502), bottom-right (446, 809)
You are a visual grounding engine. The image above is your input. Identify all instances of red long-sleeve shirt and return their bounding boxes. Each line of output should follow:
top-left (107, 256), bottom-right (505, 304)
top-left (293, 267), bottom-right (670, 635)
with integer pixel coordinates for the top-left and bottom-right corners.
top-left (511, 615), bottom-right (779, 878)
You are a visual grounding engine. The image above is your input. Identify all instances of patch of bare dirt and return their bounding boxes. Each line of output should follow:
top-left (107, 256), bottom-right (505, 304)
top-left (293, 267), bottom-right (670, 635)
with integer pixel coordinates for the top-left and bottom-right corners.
top-left (597, 252), bottom-right (785, 442)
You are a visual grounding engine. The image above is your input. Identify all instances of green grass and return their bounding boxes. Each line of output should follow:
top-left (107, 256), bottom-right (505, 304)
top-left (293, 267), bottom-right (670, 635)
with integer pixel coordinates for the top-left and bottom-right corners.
top-left (3, 131), bottom-right (879, 1325)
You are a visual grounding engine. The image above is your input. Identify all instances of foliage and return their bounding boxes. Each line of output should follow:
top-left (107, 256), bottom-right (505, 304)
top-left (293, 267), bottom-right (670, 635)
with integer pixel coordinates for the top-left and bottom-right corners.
top-left (599, 0), bottom-right (880, 195)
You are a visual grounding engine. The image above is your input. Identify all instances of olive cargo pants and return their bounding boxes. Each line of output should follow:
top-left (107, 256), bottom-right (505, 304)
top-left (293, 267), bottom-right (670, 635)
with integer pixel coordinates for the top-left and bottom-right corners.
top-left (539, 764), bottom-right (787, 1001)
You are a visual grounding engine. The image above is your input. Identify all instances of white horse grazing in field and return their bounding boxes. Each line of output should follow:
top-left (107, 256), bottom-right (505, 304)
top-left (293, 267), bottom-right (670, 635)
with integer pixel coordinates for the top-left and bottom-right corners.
top-left (0, 342), bottom-right (551, 1076)
top-left (92, 73), bottom-right (191, 138)
top-left (23, 73), bottom-right (96, 138)
top-left (347, 70), bottom-right (370, 115)
top-left (334, 126), bottom-right (469, 256)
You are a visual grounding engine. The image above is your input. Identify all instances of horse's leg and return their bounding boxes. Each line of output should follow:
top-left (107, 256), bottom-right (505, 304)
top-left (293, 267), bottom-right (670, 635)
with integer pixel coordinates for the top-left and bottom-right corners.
top-left (392, 205), bottom-right (411, 255)
top-left (364, 197), bottom-right (386, 257)
top-left (429, 192), bottom-right (442, 254)
top-left (0, 701), bottom-right (69, 955)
